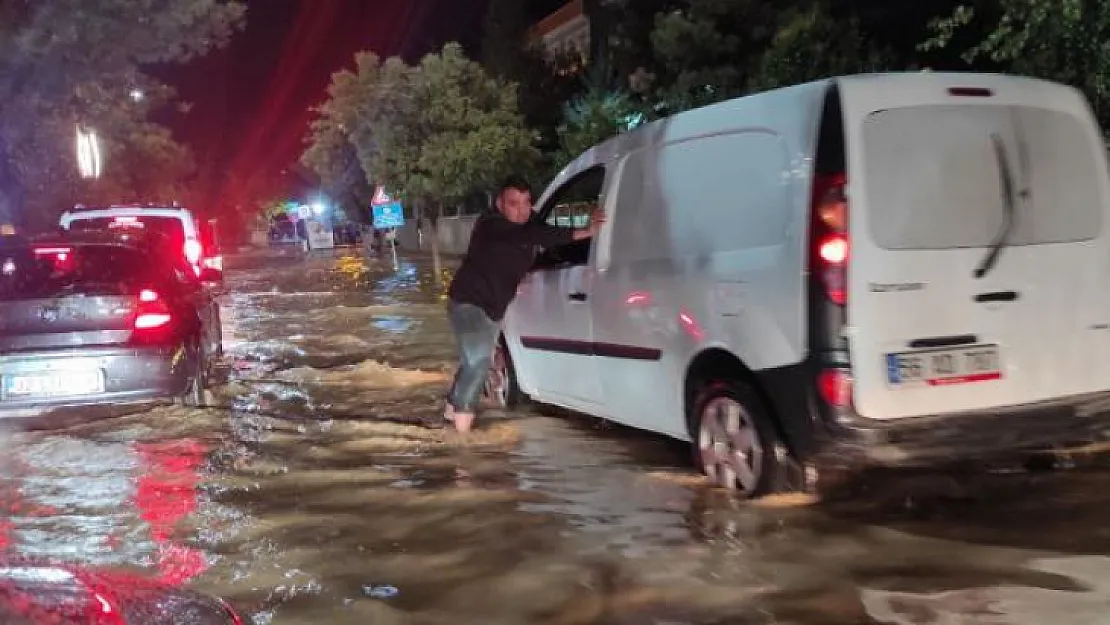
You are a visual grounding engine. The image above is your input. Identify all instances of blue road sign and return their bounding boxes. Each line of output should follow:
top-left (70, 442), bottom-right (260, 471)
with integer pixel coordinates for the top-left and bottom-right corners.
top-left (371, 201), bottom-right (405, 229)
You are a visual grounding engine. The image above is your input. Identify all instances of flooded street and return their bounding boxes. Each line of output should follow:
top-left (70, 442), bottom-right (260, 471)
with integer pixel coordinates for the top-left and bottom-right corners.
top-left (2, 249), bottom-right (1110, 624)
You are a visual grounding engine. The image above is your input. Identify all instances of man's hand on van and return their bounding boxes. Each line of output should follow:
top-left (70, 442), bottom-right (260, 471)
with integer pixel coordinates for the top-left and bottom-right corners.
top-left (587, 208), bottom-right (606, 236)
top-left (571, 208), bottom-right (606, 241)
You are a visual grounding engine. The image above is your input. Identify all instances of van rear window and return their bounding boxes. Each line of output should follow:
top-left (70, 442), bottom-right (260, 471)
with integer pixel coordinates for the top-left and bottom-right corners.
top-left (68, 216), bottom-right (187, 250)
top-left (861, 105), bottom-right (1102, 250)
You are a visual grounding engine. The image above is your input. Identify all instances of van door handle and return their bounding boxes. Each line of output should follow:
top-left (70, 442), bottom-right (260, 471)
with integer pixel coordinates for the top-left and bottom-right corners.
top-left (568, 292), bottom-right (588, 302)
top-left (974, 290), bottom-right (1019, 303)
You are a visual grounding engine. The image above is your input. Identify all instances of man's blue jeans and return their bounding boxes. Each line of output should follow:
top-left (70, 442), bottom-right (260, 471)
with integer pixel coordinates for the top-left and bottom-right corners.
top-left (446, 301), bottom-right (502, 412)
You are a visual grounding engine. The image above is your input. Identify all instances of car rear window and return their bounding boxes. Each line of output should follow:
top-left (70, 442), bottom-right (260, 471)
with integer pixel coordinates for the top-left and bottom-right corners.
top-left (68, 216), bottom-right (187, 249)
top-left (0, 246), bottom-right (155, 301)
top-left (862, 104), bottom-right (1103, 250)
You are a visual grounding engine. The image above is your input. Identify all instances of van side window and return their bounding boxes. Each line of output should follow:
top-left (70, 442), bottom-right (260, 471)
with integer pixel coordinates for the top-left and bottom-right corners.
top-left (534, 166), bottom-right (606, 269)
top-left (617, 132), bottom-right (790, 262)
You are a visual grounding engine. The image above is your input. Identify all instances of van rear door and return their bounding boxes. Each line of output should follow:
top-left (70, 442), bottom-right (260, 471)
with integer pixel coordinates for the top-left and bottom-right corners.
top-left (842, 75), bottom-right (1110, 420)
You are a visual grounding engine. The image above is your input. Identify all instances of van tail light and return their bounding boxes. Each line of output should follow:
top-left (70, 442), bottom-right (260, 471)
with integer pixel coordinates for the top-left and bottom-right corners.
top-left (134, 289), bottom-right (172, 330)
top-left (811, 173), bottom-right (848, 306)
top-left (817, 368), bottom-right (853, 408)
top-left (183, 239), bottom-right (202, 265)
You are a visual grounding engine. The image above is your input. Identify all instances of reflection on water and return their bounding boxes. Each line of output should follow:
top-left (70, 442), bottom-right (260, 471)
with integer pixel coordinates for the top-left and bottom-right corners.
top-left (1, 251), bottom-right (1110, 624)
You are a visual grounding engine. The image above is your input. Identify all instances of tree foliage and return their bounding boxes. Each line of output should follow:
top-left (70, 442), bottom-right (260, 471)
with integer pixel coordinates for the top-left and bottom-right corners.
top-left (649, 0), bottom-right (781, 110)
top-left (305, 43), bottom-right (538, 219)
top-left (0, 0), bottom-right (245, 230)
top-left (552, 78), bottom-right (642, 173)
top-left (921, 0), bottom-right (1110, 125)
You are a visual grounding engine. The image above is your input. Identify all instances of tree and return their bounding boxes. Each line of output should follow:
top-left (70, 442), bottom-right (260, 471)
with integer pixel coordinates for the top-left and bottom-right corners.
top-left (478, 0), bottom-right (583, 174)
top-left (301, 115), bottom-right (373, 223)
top-left (649, 0), bottom-right (781, 111)
top-left (921, 0), bottom-right (1110, 126)
top-left (0, 0), bottom-right (246, 231)
top-left (305, 43), bottom-right (537, 274)
top-left (552, 75), bottom-right (643, 173)
top-left (749, 2), bottom-right (894, 92)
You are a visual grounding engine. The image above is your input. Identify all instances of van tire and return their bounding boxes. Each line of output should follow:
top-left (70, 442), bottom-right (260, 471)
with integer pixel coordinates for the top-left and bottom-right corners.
top-left (692, 380), bottom-right (780, 498)
top-left (486, 339), bottom-right (525, 409)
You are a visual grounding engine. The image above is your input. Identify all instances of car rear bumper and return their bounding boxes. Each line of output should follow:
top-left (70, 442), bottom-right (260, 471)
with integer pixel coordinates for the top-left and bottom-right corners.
top-left (0, 345), bottom-right (191, 415)
top-left (815, 391), bottom-right (1110, 467)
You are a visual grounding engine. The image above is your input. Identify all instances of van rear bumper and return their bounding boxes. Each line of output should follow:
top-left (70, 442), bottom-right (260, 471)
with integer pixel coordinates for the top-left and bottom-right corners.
top-left (815, 391), bottom-right (1110, 467)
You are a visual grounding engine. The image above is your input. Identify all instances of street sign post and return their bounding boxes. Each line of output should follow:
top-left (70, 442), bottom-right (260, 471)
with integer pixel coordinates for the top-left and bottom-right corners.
top-left (371, 202), bottom-right (405, 229)
top-left (370, 187), bottom-right (404, 269)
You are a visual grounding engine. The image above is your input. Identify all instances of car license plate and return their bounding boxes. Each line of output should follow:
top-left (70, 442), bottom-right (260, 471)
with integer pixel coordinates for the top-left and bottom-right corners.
top-left (886, 345), bottom-right (1002, 387)
top-left (3, 370), bottom-right (104, 398)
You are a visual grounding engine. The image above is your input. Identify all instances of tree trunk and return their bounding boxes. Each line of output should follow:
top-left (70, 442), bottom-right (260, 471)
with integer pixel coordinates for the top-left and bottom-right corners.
top-left (428, 200), bottom-right (443, 281)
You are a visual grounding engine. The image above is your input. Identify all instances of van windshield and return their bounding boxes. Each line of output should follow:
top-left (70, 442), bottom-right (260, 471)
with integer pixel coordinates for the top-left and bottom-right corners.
top-left (861, 104), bottom-right (1102, 250)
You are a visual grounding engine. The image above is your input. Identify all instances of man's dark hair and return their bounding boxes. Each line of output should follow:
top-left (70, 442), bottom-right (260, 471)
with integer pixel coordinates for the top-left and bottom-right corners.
top-left (497, 175), bottom-right (531, 198)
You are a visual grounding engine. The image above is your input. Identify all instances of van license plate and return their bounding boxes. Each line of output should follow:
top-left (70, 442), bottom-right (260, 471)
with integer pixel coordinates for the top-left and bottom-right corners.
top-left (886, 345), bottom-right (1001, 387)
top-left (3, 370), bottom-right (104, 399)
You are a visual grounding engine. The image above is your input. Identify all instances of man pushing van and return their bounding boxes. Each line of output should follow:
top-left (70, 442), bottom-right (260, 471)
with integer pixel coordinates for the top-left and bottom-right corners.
top-left (443, 175), bottom-right (604, 432)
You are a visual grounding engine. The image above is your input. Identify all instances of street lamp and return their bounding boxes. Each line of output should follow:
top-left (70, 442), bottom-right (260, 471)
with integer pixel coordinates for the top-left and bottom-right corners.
top-left (129, 89), bottom-right (145, 102)
top-left (76, 125), bottom-right (102, 179)
top-left (311, 201), bottom-right (326, 216)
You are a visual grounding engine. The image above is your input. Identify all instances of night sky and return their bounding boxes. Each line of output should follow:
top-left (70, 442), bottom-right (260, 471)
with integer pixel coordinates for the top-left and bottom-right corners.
top-left (163, 0), bottom-right (565, 210)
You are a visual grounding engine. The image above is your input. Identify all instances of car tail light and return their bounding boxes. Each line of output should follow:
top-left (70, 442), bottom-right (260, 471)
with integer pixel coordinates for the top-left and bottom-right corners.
top-left (33, 246), bottom-right (71, 257)
top-left (202, 255), bottom-right (223, 272)
top-left (34, 246), bottom-right (75, 271)
top-left (811, 173), bottom-right (848, 306)
top-left (135, 289), bottom-right (172, 330)
top-left (817, 368), bottom-right (853, 408)
top-left (183, 239), bottom-right (202, 265)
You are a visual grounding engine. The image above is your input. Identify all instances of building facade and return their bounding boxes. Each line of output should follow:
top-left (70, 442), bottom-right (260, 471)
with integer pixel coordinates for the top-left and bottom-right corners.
top-left (528, 0), bottom-right (590, 61)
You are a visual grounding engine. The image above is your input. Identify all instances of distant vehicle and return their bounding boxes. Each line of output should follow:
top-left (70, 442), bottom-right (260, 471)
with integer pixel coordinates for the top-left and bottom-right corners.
top-left (498, 72), bottom-right (1110, 497)
top-left (0, 235), bottom-right (223, 412)
top-left (59, 205), bottom-right (223, 281)
top-left (0, 557), bottom-right (242, 624)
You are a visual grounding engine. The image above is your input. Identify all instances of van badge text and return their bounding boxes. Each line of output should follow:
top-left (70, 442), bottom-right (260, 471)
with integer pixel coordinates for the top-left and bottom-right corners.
top-left (869, 282), bottom-right (925, 293)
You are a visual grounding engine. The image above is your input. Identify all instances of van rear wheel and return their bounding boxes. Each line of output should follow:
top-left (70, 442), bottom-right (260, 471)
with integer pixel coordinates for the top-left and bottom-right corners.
top-left (693, 381), bottom-right (779, 498)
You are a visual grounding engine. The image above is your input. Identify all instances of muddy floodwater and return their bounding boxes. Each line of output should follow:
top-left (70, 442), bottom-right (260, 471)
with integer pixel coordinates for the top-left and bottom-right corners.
top-left (3, 248), bottom-right (1110, 624)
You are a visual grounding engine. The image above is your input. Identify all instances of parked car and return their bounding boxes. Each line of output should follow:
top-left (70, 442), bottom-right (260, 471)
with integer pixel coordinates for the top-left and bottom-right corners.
top-left (0, 557), bottom-right (242, 624)
top-left (0, 234), bottom-right (223, 413)
top-left (496, 72), bottom-right (1110, 498)
top-left (59, 205), bottom-right (223, 280)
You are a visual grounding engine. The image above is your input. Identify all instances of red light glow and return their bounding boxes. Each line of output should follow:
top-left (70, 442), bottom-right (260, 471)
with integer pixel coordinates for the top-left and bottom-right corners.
top-left (135, 313), bottom-right (172, 329)
top-left (818, 234), bottom-right (849, 265)
top-left (678, 309), bottom-right (705, 341)
top-left (624, 291), bottom-right (652, 306)
top-left (817, 369), bottom-right (853, 408)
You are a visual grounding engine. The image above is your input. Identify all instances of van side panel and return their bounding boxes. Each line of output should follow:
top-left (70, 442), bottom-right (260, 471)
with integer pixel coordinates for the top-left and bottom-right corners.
top-left (589, 83), bottom-right (829, 439)
top-left (840, 74), bottom-right (1110, 420)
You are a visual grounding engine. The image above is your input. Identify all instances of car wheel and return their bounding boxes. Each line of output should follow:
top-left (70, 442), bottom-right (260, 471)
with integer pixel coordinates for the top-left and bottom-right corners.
top-left (484, 339), bottom-right (525, 409)
top-left (692, 381), bottom-right (779, 498)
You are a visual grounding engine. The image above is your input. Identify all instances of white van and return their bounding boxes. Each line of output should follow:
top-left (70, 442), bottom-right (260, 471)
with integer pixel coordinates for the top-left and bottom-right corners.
top-left (496, 72), bottom-right (1110, 498)
top-left (60, 205), bottom-right (223, 279)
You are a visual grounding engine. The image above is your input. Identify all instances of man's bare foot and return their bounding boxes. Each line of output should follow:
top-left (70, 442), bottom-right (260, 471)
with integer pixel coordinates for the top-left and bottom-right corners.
top-left (451, 411), bottom-right (475, 433)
